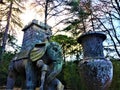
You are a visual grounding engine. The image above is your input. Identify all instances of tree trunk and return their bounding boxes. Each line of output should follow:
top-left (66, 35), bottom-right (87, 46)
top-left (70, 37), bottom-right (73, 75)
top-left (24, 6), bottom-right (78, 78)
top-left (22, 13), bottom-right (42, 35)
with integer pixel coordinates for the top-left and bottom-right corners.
top-left (44, 0), bottom-right (49, 28)
top-left (0, 1), bottom-right (13, 61)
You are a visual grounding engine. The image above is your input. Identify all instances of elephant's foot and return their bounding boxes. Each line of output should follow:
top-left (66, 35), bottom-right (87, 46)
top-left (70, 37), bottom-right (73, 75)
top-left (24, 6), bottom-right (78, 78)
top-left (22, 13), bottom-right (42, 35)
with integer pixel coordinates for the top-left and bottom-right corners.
top-left (6, 71), bottom-right (16, 89)
top-left (46, 79), bottom-right (64, 90)
top-left (57, 80), bottom-right (64, 90)
top-left (26, 85), bottom-right (36, 90)
top-left (6, 77), bottom-right (15, 89)
top-left (26, 79), bottom-right (36, 90)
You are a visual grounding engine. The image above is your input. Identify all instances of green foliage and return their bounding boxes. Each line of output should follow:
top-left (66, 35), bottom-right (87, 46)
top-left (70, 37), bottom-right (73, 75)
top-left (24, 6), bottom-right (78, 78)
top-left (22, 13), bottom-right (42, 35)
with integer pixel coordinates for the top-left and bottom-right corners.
top-left (63, 19), bottom-right (84, 36)
top-left (7, 34), bottom-right (21, 52)
top-left (65, 0), bottom-right (90, 17)
top-left (109, 60), bottom-right (120, 90)
top-left (51, 35), bottom-right (82, 61)
top-left (0, 32), bottom-right (21, 53)
top-left (66, 0), bottom-right (80, 13)
top-left (0, 0), bottom-right (23, 29)
top-left (51, 35), bottom-right (77, 46)
top-left (63, 62), bottom-right (84, 90)
top-left (58, 61), bottom-right (86, 90)
top-left (0, 52), bottom-right (15, 86)
top-left (63, 0), bottom-right (91, 35)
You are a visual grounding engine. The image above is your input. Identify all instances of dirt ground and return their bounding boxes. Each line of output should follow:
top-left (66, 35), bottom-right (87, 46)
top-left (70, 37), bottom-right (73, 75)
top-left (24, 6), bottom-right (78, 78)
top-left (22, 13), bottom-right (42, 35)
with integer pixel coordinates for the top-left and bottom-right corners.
top-left (0, 86), bottom-right (71, 90)
top-left (0, 86), bottom-right (40, 90)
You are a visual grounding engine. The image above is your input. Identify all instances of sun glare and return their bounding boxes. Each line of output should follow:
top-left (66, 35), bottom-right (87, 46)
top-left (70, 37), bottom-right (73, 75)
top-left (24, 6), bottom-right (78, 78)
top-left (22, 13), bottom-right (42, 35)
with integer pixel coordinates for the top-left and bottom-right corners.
top-left (20, 9), bottom-right (37, 25)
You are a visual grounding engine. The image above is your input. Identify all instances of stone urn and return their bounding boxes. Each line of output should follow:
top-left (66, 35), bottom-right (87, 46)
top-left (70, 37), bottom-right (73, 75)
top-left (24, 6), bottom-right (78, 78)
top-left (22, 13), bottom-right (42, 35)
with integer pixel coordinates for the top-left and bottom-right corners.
top-left (77, 32), bottom-right (113, 90)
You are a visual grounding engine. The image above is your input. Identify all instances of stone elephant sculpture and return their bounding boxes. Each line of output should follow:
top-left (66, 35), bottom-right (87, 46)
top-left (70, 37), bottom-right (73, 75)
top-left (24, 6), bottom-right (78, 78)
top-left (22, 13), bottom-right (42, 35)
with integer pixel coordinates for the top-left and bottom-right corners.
top-left (6, 42), bottom-right (64, 90)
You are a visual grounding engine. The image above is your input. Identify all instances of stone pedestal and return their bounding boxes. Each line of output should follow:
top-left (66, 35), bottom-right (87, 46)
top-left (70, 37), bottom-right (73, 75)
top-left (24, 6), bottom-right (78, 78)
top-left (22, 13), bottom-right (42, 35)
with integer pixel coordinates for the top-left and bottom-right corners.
top-left (77, 32), bottom-right (113, 90)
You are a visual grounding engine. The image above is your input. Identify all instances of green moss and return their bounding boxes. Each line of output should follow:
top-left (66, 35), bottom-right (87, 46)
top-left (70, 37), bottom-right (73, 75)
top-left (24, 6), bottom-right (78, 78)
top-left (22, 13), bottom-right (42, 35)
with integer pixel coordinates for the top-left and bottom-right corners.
top-left (109, 60), bottom-right (120, 90)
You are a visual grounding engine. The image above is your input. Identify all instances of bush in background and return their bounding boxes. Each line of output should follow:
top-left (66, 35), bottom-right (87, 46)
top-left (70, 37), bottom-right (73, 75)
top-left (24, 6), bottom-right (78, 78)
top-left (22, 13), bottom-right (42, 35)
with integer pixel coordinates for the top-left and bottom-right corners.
top-left (0, 52), bottom-right (15, 86)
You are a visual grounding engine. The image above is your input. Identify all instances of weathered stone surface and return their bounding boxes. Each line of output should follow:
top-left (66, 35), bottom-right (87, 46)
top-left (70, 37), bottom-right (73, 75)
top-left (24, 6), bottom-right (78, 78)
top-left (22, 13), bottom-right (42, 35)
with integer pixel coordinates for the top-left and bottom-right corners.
top-left (77, 31), bottom-right (106, 59)
top-left (79, 59), bottom-right (113, 90)
top-left (78, 31), bottom-right (113, 90)
top-left (6, 20), bottom-right (64, 90)
top-left (21, 19), bottom-right (51, 51)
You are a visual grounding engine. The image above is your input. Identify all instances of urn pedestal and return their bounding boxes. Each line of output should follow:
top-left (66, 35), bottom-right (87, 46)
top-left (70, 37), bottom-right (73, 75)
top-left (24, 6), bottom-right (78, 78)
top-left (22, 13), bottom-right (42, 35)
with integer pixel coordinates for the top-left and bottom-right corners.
top-left (77, 32), bottom-right (113, 90)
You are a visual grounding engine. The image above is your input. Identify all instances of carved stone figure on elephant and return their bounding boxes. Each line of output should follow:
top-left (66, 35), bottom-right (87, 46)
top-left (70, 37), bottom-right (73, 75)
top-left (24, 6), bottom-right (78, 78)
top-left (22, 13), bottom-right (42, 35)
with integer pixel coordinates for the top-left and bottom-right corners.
top-left (6, 42), bottom-right (64, 90)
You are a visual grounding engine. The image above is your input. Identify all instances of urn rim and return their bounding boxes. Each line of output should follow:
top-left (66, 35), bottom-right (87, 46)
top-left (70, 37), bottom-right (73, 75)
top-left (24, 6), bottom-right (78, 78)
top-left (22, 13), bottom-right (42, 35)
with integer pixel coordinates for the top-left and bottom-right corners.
top-left (77, 31), bottom-right (106, 44)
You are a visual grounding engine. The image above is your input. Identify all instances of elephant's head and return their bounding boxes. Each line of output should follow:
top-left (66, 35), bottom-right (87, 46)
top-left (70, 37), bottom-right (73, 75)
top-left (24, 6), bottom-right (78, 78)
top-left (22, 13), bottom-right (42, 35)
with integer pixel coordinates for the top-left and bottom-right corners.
top-left (46, 42), bottom-right (63, 62)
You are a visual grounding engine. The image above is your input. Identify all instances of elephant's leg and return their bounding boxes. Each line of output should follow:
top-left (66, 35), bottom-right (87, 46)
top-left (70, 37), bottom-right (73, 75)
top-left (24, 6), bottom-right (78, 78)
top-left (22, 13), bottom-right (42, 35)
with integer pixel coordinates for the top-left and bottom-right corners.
top-left (21, 77), bottom-right (26, 89)
top-left (6, 61), bottom-right (16, 89)
top-left (25, 60), bottom-right (37, 90)
top-left (36, 60), bottom-right (48, 90)
top-left (47, 78), bottom-right (64, 90)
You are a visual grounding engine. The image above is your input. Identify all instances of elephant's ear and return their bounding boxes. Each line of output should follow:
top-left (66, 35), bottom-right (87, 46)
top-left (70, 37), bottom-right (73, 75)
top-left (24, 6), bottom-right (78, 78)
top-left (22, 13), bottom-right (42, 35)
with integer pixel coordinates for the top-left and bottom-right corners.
top-left (12, 50), bottom-right (30, 61)
top-left (30, 43), bottom-right (47, 62)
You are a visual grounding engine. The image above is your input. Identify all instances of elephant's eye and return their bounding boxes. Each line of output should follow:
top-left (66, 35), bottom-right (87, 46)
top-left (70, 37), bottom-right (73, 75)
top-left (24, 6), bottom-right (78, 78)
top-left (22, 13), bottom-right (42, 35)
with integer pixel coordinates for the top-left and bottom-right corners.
top-left (54, 48), bottom-right (57, 52)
